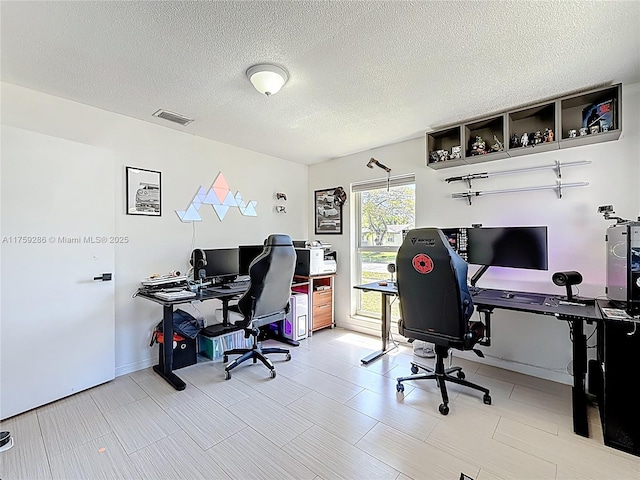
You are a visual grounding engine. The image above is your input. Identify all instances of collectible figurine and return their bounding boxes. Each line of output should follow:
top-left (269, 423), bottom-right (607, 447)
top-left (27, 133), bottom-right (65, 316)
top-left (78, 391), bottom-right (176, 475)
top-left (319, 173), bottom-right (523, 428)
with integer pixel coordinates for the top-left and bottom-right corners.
top-left (469, 135), bottom-right (486, 156)
top-left (544, 128), bottom-right (555, 143)
top-left (491, 135), bottom-right (504, 151)
top-left (521, 132), bottom-right (529, 147)
top-left (568, 129), bottom-right (577, 138)
top-left (451, 146), bottom-right (462, 159)
top-left (534, 130), bottom-right (543, 145)
top-left (510, 133), bottom-right (520, 148)
top-left (579, 127), bottom-right (588, 136)
top-left (436, 149), bottom-right (449, 162)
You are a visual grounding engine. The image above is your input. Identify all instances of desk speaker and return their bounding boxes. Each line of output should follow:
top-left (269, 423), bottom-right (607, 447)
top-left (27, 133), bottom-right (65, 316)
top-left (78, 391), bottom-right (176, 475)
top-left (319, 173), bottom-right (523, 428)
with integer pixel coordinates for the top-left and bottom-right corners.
top-left (552, 271), bottom-right (583, 287)
top-left (552, 271), bottom-right (582, 302)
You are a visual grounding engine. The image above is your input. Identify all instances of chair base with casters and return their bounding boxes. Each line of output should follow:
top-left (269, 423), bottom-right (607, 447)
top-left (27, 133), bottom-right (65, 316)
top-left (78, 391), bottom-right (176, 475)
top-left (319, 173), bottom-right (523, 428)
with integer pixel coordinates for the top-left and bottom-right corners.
top-left (396, 344), bottom-right (491, 415)
top-left (223, 327), bottom-right (291, 380)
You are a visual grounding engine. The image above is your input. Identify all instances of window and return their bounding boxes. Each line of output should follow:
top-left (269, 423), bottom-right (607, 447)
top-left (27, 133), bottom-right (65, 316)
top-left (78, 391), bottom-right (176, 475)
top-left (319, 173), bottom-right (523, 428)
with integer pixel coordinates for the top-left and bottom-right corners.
top-left (353, 174), bottom-right (415, 321)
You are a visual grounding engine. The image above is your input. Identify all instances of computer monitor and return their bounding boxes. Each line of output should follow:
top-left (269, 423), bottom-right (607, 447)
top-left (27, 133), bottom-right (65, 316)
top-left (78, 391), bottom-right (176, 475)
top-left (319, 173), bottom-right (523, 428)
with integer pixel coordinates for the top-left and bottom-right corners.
top-left (466, 226), bottom-right (548, 288)
top-left (238, 245), bottom-right (265, 275)
top-left (441, 227), bottom-right (468, 261)
top-left (467, 226), bottom-right (548, 270)
top-left (194, 248), bottom-right (239, 281)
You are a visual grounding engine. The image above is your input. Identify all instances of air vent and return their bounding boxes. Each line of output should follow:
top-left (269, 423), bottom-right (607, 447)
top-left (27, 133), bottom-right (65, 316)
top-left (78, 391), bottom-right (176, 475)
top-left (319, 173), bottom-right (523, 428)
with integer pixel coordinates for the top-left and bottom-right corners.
top-left (152, 109), bottom-right (194, 126)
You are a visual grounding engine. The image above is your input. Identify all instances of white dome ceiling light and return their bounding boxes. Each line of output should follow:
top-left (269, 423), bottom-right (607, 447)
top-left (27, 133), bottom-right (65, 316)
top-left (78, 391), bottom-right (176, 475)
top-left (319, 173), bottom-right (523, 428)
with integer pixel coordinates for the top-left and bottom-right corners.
top-left (246, 64), bottom-right (289, 97)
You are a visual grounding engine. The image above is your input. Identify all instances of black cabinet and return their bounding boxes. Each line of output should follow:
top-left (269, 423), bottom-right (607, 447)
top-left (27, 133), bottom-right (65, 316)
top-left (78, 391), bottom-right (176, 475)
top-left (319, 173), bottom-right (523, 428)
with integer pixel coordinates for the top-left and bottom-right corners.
top-left (598, 320), bottom-right (640, 456)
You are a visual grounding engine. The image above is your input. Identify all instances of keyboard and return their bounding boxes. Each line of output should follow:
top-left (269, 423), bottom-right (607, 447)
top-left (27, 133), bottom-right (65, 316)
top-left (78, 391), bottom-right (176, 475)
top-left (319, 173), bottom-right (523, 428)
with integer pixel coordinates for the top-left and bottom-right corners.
top-left (154, 290), bottom-right (196, 301)
top-left (220, 280), bottom-right (250, 290)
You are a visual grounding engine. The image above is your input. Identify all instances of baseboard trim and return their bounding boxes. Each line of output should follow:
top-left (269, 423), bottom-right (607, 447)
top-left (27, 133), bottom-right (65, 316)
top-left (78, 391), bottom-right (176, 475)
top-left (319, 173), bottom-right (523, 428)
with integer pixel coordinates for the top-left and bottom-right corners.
top-left (343, 318), bottom-right (572, 385)
top-left (115, 357), bottom-right (155, 377)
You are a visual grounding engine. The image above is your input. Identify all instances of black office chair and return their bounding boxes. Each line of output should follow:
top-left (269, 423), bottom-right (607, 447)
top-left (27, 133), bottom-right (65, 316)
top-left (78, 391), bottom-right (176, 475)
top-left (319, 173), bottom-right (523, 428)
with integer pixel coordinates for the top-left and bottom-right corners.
top-left (222, 234), bottom-right (296, 380)
top-left (395, 228), bottom-right (491, 415)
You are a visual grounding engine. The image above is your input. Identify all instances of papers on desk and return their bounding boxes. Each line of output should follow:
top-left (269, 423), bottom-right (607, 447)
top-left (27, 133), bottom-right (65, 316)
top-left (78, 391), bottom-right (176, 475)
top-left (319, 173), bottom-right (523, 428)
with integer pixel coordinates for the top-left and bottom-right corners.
top-left (142, 275), bottom-right (188, 286)
top-left (154, 290), bottom-right (196, 301)
top-left (601, 307), bottom-right (638, 322)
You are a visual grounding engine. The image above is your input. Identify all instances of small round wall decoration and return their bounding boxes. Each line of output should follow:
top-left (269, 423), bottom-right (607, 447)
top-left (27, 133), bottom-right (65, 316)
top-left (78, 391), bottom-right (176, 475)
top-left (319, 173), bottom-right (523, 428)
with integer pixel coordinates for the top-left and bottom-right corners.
top-left (412, 253), bottom-right (433, 274)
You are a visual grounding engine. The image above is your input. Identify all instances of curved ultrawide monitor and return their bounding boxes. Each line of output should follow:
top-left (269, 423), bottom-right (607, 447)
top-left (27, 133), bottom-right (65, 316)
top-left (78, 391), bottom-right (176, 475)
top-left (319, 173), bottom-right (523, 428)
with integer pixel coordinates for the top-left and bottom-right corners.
top-left (467, 226), bottom-right (548, 270)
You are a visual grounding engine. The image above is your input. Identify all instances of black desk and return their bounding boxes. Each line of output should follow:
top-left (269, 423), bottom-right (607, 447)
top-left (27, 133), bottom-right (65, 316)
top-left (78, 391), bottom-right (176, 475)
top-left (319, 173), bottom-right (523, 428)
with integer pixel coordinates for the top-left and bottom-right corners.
top-left (471, 288), bottom-right (600, 439)
top-left (137, 286), bottom-right (248, 390)
top-left (354, 282), bottom-right (600, 438)
top-left (354, 282), bottom-right (399, 364)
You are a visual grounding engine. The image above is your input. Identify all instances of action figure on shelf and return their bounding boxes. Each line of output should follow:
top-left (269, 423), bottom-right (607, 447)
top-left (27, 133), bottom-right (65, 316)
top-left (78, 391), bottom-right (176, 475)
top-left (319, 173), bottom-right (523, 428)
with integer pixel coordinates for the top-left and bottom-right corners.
top-left (534, 130), bottom-right (543, 145)
top-left (491, 135), bottom-right (504, 151)
top-left (521, 132), bottom-right (529, 147)
top-left (469, 135), bottom-right (486, 156)
top-left (544, 128), bottom-right (554, 142)
top-left (510, 133), bottom-right (520, 148)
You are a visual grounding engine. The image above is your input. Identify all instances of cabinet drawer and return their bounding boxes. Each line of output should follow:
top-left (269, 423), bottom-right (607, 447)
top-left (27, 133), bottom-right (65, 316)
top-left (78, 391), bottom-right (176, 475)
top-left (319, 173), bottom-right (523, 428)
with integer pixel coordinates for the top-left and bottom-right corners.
top-left (313, 289), bottom-right (332, 306)
top-left (313, 303), bottom-right (333, 329)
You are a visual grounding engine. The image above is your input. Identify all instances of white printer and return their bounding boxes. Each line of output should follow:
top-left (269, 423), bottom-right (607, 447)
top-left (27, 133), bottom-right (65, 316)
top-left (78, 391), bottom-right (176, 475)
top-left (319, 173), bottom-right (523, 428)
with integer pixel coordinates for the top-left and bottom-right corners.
top-left (294, 241), bottom-right (337, 276)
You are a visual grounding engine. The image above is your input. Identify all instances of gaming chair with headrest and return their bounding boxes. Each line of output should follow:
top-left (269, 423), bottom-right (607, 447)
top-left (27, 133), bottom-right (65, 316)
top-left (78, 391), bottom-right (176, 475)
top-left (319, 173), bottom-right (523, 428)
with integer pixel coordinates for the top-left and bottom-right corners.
top-left (395, 228), bottom-right (491, 415)
top-left (223, 233), bottom-right (296, 380)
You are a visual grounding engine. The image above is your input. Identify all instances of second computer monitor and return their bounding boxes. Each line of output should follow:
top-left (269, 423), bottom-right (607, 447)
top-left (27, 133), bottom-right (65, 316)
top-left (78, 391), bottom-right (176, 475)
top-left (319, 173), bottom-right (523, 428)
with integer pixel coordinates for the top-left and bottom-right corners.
top-left (195, 248), bottom-right (239, 281)
top-left (238, 245), bottom-right (265, 276)
top-left (467, 226), bottom-right (548, 270)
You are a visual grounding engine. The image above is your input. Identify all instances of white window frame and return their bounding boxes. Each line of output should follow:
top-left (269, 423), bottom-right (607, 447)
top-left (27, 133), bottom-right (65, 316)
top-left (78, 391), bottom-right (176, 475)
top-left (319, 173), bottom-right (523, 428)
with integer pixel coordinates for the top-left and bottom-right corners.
top-left (353, 174), bottom-right (415, 320)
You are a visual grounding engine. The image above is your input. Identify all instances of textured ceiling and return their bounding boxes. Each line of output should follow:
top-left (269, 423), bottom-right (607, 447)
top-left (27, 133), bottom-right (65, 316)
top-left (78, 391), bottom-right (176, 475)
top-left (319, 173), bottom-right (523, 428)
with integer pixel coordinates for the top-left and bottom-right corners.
top-left (1, 1), bottom-right (639, 165)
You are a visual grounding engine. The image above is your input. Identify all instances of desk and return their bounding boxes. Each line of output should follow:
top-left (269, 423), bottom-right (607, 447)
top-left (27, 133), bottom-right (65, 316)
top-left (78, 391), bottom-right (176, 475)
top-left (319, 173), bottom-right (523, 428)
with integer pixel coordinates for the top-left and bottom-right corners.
top-left (137, 286), bottom-right (248, 390)
top-left (354, 281), bottom-right (600, 439)
top-left (354, 282), bottom-right (399, 364)
top-left (471, 288), bottom-right (600, 439)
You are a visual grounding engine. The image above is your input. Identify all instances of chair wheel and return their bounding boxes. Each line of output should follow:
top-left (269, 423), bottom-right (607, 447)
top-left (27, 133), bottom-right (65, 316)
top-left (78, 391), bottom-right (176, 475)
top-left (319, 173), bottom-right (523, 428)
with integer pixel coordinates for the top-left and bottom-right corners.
top-left (483, 394), bottom-right (491, 405)
top-left (223, 355), bottom-right (228, 363)
top-left (396, 382), bottom-right (404, 393)
top-left (457, 371), bottom-right (465, 380)
top-left (269, 369), bottom-right (276, 379)
top-left (410, 365), bottom-right (419, 374)
top-left (439, 403), bottom-right (449, 415)
top-left (224, 371), bottom-right (231, 380)
top-left (285, 353), bottom-right (291, 361)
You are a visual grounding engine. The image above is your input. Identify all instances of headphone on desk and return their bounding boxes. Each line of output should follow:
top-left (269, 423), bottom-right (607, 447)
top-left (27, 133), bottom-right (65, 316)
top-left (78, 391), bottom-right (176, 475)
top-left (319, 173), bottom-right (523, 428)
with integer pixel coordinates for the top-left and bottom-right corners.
top-left (190, 249), bottom-right (207, 269)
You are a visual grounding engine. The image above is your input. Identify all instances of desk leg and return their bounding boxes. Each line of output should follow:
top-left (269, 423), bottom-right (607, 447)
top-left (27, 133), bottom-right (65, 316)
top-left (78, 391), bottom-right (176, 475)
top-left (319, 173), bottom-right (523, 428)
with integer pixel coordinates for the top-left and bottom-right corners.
top-left (153, 304), bottom-right (186, 391)
top-left (361, 293), bottom-right (397, 365)
top-left (571, 318), bottom-right (589, 437)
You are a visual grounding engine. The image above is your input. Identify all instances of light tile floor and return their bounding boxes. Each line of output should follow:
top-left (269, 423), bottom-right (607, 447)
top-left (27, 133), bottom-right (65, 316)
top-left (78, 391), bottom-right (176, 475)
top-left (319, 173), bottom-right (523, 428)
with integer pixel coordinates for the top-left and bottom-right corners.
top-left (1, 328), bottom-right (639, 480)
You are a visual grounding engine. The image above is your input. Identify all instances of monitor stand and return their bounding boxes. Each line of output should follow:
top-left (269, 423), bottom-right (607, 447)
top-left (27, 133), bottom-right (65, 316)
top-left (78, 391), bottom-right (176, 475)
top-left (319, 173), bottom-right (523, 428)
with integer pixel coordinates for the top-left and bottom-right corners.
top-left (470, 265), bottom-right (490, 291)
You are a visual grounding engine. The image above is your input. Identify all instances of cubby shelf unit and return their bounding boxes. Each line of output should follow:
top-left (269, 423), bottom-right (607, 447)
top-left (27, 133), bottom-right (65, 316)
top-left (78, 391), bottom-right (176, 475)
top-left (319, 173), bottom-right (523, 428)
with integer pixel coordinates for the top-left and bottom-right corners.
top-left (426, 84), bottom-right (621, 170)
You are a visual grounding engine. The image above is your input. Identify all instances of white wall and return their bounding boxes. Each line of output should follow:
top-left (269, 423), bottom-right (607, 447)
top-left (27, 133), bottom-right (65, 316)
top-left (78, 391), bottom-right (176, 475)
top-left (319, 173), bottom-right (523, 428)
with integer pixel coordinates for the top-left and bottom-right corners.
top-left (309, 82), bottom-right (640, 384)
top-left (1, 82), bottom-right (309, 376)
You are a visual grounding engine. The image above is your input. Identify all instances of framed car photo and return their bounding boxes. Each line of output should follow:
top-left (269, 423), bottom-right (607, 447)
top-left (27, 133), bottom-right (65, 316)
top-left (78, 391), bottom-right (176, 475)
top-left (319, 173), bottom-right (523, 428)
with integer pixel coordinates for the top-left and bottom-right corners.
top-left (126, 166), bottom-right (161, 216)
top-left (314, 188), bottom-right (342, 235)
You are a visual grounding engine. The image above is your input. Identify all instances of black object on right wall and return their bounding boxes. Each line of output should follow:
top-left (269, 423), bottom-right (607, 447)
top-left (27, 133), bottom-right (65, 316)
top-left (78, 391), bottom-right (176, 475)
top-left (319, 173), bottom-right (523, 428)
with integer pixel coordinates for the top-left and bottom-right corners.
top-left (595, 317), bottom-right (640, 456)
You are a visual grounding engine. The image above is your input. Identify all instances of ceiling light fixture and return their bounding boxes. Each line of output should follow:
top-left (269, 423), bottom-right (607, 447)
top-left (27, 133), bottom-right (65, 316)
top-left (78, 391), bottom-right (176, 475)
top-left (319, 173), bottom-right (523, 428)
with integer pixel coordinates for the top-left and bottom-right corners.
top-left (246, 64), bottom-right (289, 97)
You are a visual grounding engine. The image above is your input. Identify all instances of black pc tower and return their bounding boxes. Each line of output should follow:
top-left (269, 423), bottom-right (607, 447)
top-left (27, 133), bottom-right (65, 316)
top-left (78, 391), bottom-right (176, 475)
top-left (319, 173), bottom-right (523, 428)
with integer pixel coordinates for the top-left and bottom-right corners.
top-left (605, 221), bottom-right (640, 315)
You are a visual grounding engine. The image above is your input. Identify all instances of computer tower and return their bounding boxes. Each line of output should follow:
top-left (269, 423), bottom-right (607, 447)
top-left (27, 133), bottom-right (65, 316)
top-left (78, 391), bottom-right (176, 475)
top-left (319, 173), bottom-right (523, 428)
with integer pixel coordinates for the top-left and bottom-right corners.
top-left (605, 222), bottom-right (640, 314)
top-left (283, 293), bottom-right (308, 341)
top-left (598, 320), bottom-right (640, 456)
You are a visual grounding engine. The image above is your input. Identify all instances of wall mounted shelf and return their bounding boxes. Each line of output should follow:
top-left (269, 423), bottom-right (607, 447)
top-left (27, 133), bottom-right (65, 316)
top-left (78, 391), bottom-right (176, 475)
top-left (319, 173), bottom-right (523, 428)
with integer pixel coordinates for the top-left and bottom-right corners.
top-left (426, 84), bottom-right (621, 170)
top-left (452, 181), bottom-right (590, 205)
top-left (444, 160), bottom-right (591, 188)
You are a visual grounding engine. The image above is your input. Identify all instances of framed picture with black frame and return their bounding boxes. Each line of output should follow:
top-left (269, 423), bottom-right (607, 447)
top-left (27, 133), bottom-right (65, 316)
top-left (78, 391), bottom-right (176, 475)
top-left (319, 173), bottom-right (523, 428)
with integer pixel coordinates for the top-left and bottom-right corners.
top-left (126, 166), bottom-right (161, 216)
top-left (314, 188), bottom-right (342, 234)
